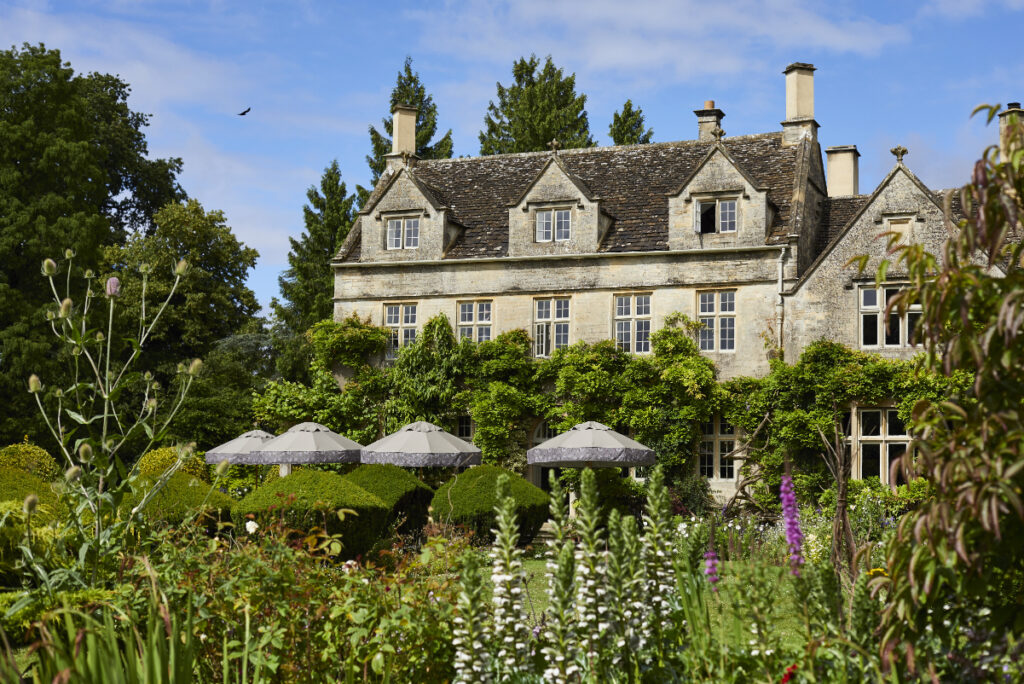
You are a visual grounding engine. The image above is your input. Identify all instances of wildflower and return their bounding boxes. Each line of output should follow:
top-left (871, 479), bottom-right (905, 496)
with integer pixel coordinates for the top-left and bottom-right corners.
top-left (58, 298), bottom-right (72, 318)
top-left (65, 466), bottom-right (82, 482)
top-left (41, 258), bottom-right (57, 276)
top-left (779, 472), bottom-right (804, 576)
top-left (23, 494), bottom-right (38, 515)
top-left (781, 663), bottom-right (798, 683)
top-left (704, 549), bottom-right (720, 591)
top-left (174, 259), bottom-right (189, 276)
top-left (245, 520), bottom-right (259, 535)
top-left (105, 276), bottom-right (120, 298)
top-left (27, 375), bottom-right (42, 394)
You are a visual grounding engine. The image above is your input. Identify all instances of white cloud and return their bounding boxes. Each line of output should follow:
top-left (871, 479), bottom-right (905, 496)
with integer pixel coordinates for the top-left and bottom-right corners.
top-left (920, 0), bottom-right (1024, 19)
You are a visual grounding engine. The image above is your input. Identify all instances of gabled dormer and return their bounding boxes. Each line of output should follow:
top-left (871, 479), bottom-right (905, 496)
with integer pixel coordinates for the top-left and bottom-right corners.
top-left (667, 140), bottom-right (773, 250)
top-left (507, 153), bottom-right (612, 256)
top-left (355, 106), bottom-right (463, 262)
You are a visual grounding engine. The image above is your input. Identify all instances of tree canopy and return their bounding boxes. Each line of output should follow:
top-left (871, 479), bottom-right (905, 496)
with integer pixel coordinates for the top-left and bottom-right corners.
top-left (479, 55), bottom-right (594, 155)
top-left (364, 56), bottom-right (453, 190)
top-left (271, 160), bottom-right (356, 382)
top-left (609, 99), bottom-right (654, 145)
top-left (0, 43), bottom-right (185, 445)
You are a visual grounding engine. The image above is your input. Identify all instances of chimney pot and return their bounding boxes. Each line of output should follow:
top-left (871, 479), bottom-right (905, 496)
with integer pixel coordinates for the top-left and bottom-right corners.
top-left (999, 101), bottom-right (1023, 161)
top-left (781, 62), bottom-right (818, 145)
top-left (826, 145), bottom-right (860, 197)
top-left (391, 104), bottom-right (418, 157)
top-left (694, 102), bottom-right (725, 142)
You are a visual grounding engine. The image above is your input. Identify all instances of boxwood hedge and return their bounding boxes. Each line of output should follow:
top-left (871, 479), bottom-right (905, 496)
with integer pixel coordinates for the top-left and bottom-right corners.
top-left (232, 470), bottom-right (388, 559)
top-left (0, 441), bottom-right (61, 482)
top-left (124, 471), bottom-right (233, 527)
top-left (430, 465), bottom-right (549, 545)
top-left (343, 464), bottom-right (434, 534)
top-left (0, 467), bottom-right (61, 521)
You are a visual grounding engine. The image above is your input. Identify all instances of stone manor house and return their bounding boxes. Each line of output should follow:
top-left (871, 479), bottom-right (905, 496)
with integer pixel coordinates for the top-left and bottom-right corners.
top-left (331, 62), bottom-right (1020, 498)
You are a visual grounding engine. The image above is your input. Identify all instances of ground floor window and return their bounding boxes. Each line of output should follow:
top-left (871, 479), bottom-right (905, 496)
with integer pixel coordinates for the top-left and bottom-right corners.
top-left (458, 300), bottom-right (492, 342)
top-left (614, 293), bottom-right (652, 354)
top-left (699, 416), bottom-right (738, 480)
top-left (384, 303), bottom-right (417, 360)
top-left (534, 297), bottom-right (570, 357)
top-left (697, 291), bottom-right (736, 352)
top-left (847, 407), bottom-right (911, 485)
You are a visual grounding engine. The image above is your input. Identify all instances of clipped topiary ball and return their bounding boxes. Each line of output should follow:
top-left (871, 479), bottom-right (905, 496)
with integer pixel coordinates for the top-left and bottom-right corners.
top-left (431, 465), bottom-right (549, 545)
top-left (0, 440), bottom-right (61, 482)
top-left (232, 470), bottom-right (388, 559)
top-left (136, 447), bottom-right (210, 483)
top-left (343, 464), bottom-right (433, 534)
top-left (0, 467), bottom-right (61, 522)
top-left (124, 471), bottom-right (233, 527)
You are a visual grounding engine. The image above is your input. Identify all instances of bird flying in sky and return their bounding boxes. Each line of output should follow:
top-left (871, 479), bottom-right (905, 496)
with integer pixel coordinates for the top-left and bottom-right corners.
top-left (238, 107), bottom-right (251, 116)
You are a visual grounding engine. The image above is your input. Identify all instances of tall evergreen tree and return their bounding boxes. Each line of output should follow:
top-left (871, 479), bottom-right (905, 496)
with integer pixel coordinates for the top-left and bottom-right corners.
top-left (272, 160), bottom-right (356, 382)
top-left (479, 55), bottom-right (594, 155)
top-left (609, 99), bottom-right (654, 145)
top-left (364, 57), bottom-right (454, 190)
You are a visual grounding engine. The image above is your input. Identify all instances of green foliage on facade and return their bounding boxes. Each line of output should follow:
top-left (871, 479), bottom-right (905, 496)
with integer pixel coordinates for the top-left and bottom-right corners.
top-left (609, 99), bottom-right (654, 145)
top-left (0, 440), bottom-right (61, 482)
top-left (232, 469), bottom-right (389, 558)
top-left (272, 160), bottom-right (357, 383)
top-left (479, 54), bottom-right (595, 155)
top-left (430, 465), bottom-right (549, 544)
top-left (365, 56), bottom-right (454, 187)
top-left (342, 464), bottom-right (434, 533)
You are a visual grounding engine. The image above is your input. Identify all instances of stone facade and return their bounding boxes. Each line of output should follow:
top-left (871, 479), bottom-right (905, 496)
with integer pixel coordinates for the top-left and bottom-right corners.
top-left (331, 63), bottom-right (977, 497)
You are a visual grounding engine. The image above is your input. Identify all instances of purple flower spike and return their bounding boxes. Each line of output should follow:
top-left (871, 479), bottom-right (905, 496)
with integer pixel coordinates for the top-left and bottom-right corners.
top-left (105, 276), bottom-right (121, 298)
top-left (704, 549), bottom-right (720, 592)
top-left (780, 473), bottom-right (804, 576)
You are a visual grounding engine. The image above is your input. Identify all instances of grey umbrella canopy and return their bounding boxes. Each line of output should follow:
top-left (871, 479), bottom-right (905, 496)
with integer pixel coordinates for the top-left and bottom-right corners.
top-left (204, 430), bottom-right (274, 464)
top-left (361, 421), bottom-right (482, 467)
top-left (527, 421), bottom-right (656, 468)
top-left (246, 422), bottom-right (363, 465)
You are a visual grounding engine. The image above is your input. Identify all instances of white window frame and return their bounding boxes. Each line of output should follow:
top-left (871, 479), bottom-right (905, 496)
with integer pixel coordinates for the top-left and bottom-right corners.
top-left (613, 293), bottom-right (653, 354)
top-left (457, 416), bottom-right (475, 442)
top-left (859, 285), bottom-right (922, 349)
top-left (699, 416), bottom-right (739, 480)
top-left (697, 290), bottom-right (736, 352)
top-left (695, 198), bottom-right (739, 234)
top-left (385, 217), bottom-right (420, 250)
top-left (384, 303), bottom-right (417, 360)
top-left (535, 209), bottom-right (571, 243)
top-left (534, 297), bottom-right (571, 357)
top-left (457, 300), bottom-right (493, 343)
top-left (847, 407), bottom-right (911, 485)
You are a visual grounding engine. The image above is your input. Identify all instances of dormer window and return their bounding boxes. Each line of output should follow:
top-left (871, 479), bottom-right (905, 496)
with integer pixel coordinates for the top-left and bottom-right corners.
top-left (386, 217), bottom-right (420, 249)
top-left (697, 199), bottom-right (737, 234)
top-left (536, 209), bottom-right (571, 242)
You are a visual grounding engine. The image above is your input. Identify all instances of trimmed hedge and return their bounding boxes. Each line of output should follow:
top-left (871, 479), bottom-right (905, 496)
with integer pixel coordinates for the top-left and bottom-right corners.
top-left (232, 470), bottom-right (388, 559)
top-left (430, 465), bottom-right (549, 545)
top-left (136, 447), bottom-right (210, 483)
top-left (124, 471), bottom-right (233, 527)
top-left (0, 588), bottom-right (115, 647)
top-left (343, 464), bottom-right (434, 534)
top-left (0, 467), bottom-right (61, 521)
top-left (0, 441), bottom-right (61, 482)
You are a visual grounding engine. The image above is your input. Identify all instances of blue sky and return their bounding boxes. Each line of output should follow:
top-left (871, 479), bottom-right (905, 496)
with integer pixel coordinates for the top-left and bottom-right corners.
top-left (2, 0), bottom-right (1022, 313)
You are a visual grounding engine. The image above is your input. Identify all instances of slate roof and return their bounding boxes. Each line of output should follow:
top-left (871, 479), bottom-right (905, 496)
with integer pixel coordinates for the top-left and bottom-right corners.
top-left (339, 132), bottom-right (804, 262)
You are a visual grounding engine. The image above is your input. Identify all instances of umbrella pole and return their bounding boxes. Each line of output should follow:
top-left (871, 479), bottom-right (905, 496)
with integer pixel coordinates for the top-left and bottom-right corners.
top-left (279, 463), bottom-right (292, 477)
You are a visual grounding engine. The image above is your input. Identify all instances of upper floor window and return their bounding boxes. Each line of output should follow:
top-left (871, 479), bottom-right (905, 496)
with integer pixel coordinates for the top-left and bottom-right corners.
top-left (536, 209), bottom-right (571, 242)
top-left (699, 416), bottom-right (737, 480)
top-left (534, 297), bottom-right (570, 357)
top-left (386, 217), bottom-right (420, 250)
top-left (384, 303), bottom-right (417, 360)
top-left (614, 294), bottom-right (652, 354)
top-left (860, 286), bottom-right (922, 349)
top-left (697, 198), bottom-right (737, 234)
top-left (458, 300), bottom-right (492, 343)
top-left (698, 291), bottom-right (736, 352)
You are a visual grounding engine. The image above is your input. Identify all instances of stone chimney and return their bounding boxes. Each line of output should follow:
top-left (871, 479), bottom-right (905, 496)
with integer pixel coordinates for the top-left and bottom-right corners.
top-left (385, 105), bottom-right (418, 172)
top-left (999, 101), bottom-right (1022, 161)
top-left (781, 62), bottom-right (818, 146)
top-left (826, 145), bottom-right (860, 197)
top-left (694, 100), bottom-right (725, 142)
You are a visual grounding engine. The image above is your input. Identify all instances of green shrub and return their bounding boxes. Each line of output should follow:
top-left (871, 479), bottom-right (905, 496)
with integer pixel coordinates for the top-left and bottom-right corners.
top-left (0, 440), bottom-right (61, 482)
top-left (343, 464), bottom-right (434, 534)
top-left (430, 465), bottom-right (548, 545)
top-left (123, 471), bottom-right (233, 527)
top-left (0, 467), bottom-right (61, 521)
top-left (136, 447), bottom-right (210, 483)
top-left (0, 588), bottom-right (116, 647)
top-left (0, 500), bottom-right (67, 586)
top-left (220, 464), bottom-right (281, 499)
top-left (232, 470), bottom-right (388, 559)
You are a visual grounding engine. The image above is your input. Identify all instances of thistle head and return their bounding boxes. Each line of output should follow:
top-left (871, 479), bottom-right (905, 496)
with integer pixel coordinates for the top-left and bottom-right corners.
top-left (64, 248), bottom-right (75, 259)
top-left (215, 459), bottom-right (230, 477)
top-left (41, 259), bottom-right (57, 276)
top-left (187, 358), bottom-right (203, 376)
top-left (174, 259), bottom-right (189, 276)
top-left (23, 494), bottom-right (38, 516)
top-left (65, 466), bottom-right (82, 482)
top-left (78, 443), bottom-right (94, 463)
top-left (58, 298), bottom-right (72, 319)
top-left (105, 276), bottom-right (120, 298)
top-left (28, 375), bottom-right (42, 394)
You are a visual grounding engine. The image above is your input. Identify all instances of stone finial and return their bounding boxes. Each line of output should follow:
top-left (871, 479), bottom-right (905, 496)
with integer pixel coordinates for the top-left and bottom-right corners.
top-left (711, 126), bottom-right (726, 142)
top-left (890, 145), bottom-right (908, 163)
top-left (547, 138), bottom-right (561, 152)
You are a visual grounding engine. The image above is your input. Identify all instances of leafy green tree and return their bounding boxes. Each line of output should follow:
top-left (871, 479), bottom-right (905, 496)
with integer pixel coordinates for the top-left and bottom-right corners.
top-left (364, 56), bottom-right (454, 189)
top-left (479, 55), bottom-right (594, 155)
top-left (0, 43), bottom-right (184, 445)
top-left (609, 99), bottom-right (653, 145)
top-left (271, 160), bottom-right (356, 382)
top-left (103, 200), bottom-right (259, 378)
